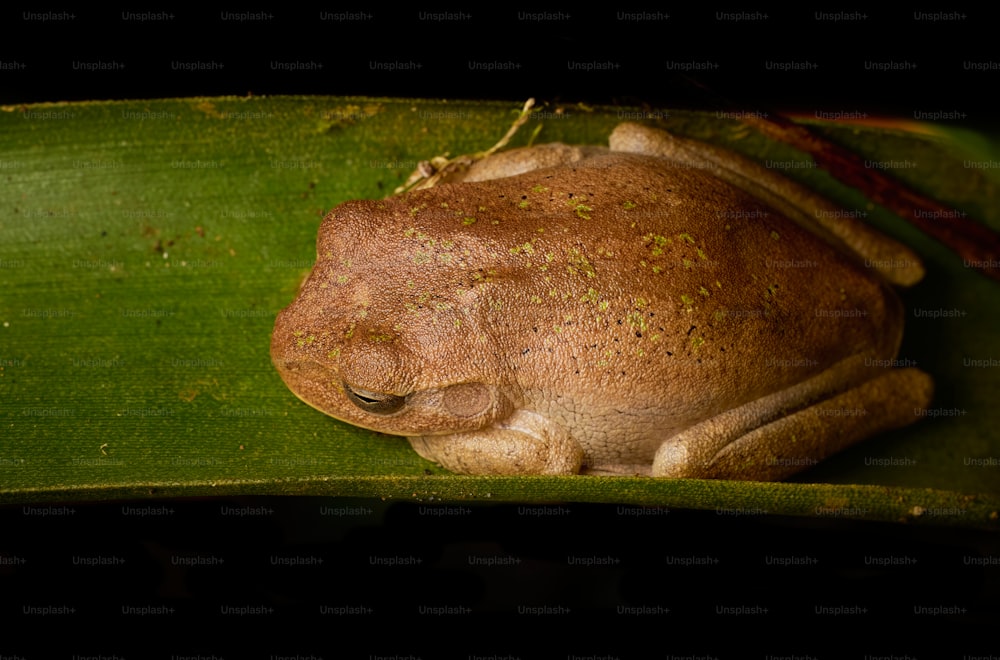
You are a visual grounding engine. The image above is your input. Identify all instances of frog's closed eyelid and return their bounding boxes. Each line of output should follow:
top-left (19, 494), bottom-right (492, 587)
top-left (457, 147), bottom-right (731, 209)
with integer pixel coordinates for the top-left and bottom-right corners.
top-left (342, 382), bottom-right (406, 415)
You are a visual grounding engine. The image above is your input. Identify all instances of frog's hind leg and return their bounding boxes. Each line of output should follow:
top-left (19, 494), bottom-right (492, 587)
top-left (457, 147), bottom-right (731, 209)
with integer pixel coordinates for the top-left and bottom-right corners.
top-left (456, 143), bottom-right (609, 183)
top-left (651, 358), bottom-right (933, 481)
top-left (610, 123), bottom-right (925, 287)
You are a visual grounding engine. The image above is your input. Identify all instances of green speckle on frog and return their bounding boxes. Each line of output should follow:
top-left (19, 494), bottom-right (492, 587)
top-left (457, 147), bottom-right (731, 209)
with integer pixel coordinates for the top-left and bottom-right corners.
top-left (271, 122), bottom-right (933, 480)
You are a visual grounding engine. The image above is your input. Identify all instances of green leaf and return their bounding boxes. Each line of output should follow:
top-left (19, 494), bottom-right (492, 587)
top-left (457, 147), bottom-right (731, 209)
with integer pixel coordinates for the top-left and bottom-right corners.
top-left (2, 97), bottom-right (998, 529)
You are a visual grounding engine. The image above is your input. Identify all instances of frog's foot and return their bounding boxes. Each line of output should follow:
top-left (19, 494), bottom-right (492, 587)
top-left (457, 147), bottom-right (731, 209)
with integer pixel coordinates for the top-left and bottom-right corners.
top-left (408, 409), bottom-right (584, 476)
top-left (652, 361), bottom-right (934, 481)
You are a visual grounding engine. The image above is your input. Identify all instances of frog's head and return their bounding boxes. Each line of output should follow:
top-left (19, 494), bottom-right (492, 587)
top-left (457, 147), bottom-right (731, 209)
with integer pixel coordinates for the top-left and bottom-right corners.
top-left (270, 194), bottom-right (521, 438)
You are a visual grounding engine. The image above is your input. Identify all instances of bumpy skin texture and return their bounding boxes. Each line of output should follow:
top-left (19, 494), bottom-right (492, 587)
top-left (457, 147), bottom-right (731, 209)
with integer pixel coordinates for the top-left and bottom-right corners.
top-left (270, 124), bottom-right (933, 480)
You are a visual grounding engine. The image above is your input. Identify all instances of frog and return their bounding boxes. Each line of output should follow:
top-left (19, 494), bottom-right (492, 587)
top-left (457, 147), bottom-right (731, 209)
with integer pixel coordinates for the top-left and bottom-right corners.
top-left (270, 122), bottom-right (933, 480)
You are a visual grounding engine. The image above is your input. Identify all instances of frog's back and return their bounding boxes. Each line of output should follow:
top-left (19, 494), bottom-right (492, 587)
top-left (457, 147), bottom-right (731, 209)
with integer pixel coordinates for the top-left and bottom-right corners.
top-left (371, 152), bottom-right (904, 433)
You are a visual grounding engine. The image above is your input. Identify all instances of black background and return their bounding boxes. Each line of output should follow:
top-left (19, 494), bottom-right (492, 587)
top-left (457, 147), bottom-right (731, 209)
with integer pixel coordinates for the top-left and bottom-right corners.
top-left (2, 5), bottom-right (998, 657)
top-left (2, 6), bottom-right (995, 121)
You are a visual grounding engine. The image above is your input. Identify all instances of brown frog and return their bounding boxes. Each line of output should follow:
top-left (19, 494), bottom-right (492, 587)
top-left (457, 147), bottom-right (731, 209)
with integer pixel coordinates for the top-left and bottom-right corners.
top-left (270, 123), bottom-right (933, 480)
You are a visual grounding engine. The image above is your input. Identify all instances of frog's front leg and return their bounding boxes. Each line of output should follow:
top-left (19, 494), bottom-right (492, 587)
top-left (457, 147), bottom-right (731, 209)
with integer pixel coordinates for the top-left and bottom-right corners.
top-left (408, 409), bottom-right (584, 475)
top-left (653, 360), bottom-right (933, 480)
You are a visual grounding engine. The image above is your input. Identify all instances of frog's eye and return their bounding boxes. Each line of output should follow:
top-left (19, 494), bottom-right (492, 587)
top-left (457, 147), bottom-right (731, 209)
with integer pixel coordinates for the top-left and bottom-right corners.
top-left (342, 382), bottom-right (406, 415)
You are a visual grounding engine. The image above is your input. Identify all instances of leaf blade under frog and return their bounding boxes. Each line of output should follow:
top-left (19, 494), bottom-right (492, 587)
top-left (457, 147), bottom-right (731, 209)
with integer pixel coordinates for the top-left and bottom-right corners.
top-left (0, 96), bottom-right (997, 529)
